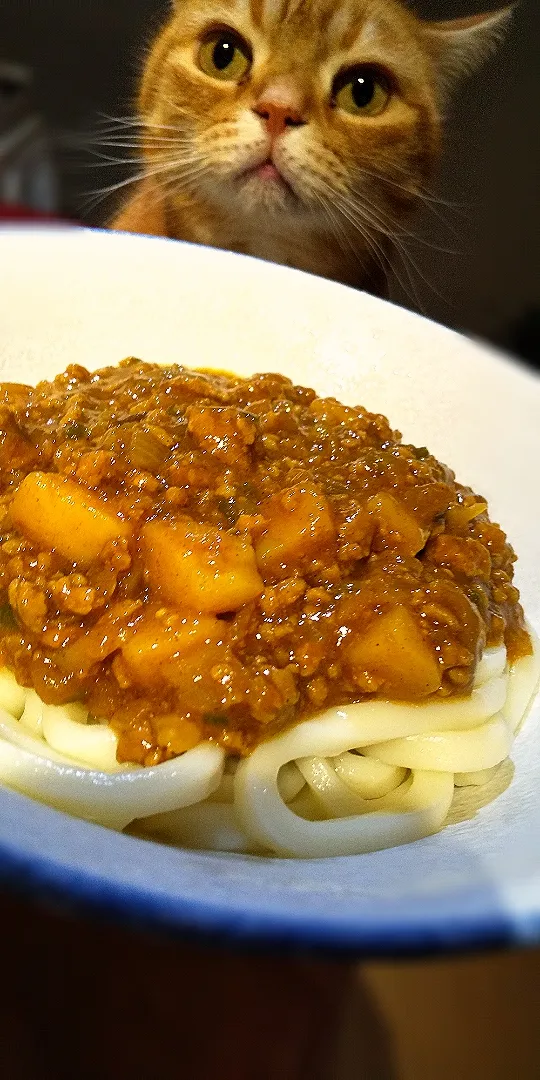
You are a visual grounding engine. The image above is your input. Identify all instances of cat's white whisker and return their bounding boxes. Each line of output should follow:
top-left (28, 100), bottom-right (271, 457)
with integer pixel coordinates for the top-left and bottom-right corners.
top-left (347, 192), bottom-right (449, 309)
top-left (322, 185), bottom-right (424, 310)
top-left (81, 152), bottom-right (208, 213)
top-left (357, 157), bottom-right (466, 211)
top-left (98, 113), bottom-right (181, 133)
top-left (312, 193), bottom-right (354, 258)
top-left (392, 239), bottom-right (450, 308)
top-left (347, 189), bottom-right (452, 300)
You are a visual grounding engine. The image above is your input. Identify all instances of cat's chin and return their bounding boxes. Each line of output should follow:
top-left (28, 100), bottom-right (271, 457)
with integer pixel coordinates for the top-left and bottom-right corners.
top-left (235, 162), bottom-right (299, 213)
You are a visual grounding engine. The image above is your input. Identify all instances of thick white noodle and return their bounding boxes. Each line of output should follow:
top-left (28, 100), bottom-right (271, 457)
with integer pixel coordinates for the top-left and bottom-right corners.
top-left (278, 762), bottom-right (306, 803)
top-left (332, 753), bottom-right (407, 799)
top-left (235, 741), bottom-right (455, 858)
top-left (474, 645), bottom-right (507, 687)
top-left (233, 708), bottom-right (458, 857)
top-left (19, 690), bottom-right (47, 737)
top-left (207, 761), bottom-right (305, 806)
top-left (503, 635), bottom-right (540, 733)
top-left (297, 756), bottom-right (376, 818)
top-left (41, 705), bottom-right (120, 772)
top-left (0, 637), bottom-right (537, 857)
top-left (362, 714), bottom-right (513, 773)
top-left (0, 670), bottom-right (26, 720)
top-left (0, 710), bottom-right (72, 763)
top-left (0, 678), bottom-right (225, 829)
top-left (147, 760), bottom-right (306, 853)
top-left (17, 688), bottom-right (120, 770)
top-left (233, 647), bottom-right (538, 858)
top-left (139, 802), bottom-right (255, 854)
top-left (454, 766), bottom-right (502, 788)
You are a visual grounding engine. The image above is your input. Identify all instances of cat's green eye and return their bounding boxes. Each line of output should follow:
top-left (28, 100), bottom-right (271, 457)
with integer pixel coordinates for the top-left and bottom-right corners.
top-left (332, 66), bottom-right (391, 117)
top-left (198, 29), bottom-right (252, 83)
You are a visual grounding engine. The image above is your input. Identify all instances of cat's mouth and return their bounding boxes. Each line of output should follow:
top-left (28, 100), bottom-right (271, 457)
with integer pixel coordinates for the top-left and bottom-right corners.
top-left (252, 161), bottom-right (282, 183)
top-left (239, 158), bottom-right (297, 200)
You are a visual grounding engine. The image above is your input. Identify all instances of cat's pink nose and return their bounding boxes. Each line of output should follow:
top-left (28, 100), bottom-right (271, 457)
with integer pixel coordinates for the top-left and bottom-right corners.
top-left (253, 99), bottom-right (305, 139)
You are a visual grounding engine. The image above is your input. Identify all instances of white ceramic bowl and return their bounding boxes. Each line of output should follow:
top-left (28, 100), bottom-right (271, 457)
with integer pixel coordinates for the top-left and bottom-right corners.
top-left (0, 226), bottom-right (538, 954)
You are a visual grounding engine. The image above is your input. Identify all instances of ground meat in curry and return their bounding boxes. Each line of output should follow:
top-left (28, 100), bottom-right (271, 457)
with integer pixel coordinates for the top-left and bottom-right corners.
top-left (0, 359), bottom-right (530, 764)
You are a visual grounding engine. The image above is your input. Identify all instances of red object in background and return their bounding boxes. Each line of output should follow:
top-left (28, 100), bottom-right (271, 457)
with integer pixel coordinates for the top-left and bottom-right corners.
top-left (0, 203), bottom-right (74, 223)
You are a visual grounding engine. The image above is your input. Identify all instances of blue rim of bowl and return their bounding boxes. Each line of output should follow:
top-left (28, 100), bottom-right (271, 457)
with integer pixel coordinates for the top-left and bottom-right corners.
top-left (0, 817), bottom-right (537, 957)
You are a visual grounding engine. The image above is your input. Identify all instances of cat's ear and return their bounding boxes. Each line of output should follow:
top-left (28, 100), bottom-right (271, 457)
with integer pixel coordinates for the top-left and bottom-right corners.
top-left (421, 6), bottom-right (514, 89)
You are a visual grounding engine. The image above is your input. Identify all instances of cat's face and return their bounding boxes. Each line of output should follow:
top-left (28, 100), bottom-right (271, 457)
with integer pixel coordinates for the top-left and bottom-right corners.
top-left (138, 0), bottom-right (508, 252)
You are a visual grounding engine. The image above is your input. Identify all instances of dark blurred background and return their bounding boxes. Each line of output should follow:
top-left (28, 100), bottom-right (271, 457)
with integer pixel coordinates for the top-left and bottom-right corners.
top-left (0, 0), bottom-right (539, 359)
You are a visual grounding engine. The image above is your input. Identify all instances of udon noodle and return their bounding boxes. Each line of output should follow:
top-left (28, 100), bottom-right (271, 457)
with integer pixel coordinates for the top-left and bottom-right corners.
top-left (0, 636), bottom-right (537, 857)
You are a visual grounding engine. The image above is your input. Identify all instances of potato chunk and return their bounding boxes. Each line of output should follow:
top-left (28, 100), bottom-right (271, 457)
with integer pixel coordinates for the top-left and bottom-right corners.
top-left (346, 606), bottom-right (441, 699)
top-left (122, 612), bottom-right (222, 685)
top-left (256, 485), bottom-right (336, 574)
top-left (368, 492), bottom-right (426, 557)
top-left (11, 472), bottom-right (131, 567)
top-left (141, 518), bottom-right (263, 613)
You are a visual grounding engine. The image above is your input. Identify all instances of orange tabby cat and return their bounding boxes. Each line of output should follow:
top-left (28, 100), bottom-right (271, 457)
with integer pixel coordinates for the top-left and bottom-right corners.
top-left (111, 1), bottom-right (511, 295)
